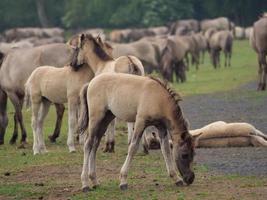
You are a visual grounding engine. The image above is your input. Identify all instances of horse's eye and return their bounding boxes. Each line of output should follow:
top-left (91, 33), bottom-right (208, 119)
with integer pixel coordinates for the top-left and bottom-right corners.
top-left (181, 154), bottom-right (189, 159)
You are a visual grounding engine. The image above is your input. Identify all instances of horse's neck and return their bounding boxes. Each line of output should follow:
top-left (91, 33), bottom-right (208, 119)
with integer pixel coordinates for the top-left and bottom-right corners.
top-left (93, 60), bottom-right (115, 76)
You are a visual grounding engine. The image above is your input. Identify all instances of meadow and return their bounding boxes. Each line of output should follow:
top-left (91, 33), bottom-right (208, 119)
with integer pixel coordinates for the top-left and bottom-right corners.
top-left (0, 40), bottom-right (267, 200)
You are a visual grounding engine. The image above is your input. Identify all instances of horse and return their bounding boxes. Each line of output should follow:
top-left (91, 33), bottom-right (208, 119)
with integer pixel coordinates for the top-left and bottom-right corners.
top-left (160, 38), bottom-right (187, 82)
top-left (190, 121), bottom-right (267, 147)
top-left (25, 34), bottom-right (144, 154)
top-left (71, 34), bottom-right (145, 152)
top-left (250, 15), bottom-right (267, 90)
top-left (78, 73), bottom-right (195, 192)
top-left (209, 30), bottom-right (233, 68)
top-left (0, 43), bottom-right (79, 146)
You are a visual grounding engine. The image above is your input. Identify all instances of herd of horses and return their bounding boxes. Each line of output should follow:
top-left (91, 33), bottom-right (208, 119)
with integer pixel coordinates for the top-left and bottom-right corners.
top-left (0, 15), bottom-right (266, 192)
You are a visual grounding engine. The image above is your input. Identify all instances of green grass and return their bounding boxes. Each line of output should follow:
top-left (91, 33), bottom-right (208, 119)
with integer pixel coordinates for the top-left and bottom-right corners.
top-left (0, 40), bottom-right (266, 200)
top-left (173, 40), bottom-right (258, 96)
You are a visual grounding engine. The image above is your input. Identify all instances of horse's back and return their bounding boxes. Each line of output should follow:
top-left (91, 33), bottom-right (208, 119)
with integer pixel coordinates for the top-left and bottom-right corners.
top-left (0, 43), bottom-right (73, 92)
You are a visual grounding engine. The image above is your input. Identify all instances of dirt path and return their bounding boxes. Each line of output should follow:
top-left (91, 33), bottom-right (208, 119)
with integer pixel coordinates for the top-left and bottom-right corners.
top-left (181, 81), bottom-right (267, 176)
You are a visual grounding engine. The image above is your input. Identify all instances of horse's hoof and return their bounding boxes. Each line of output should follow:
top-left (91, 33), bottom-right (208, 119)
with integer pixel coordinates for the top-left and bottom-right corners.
top-left (9, 139), bottom-right (16, 145)
top-left (48, 135), bottom-right (57, 143)
top-left (69, 149), bottom-right (76, 153)
top-left (175, 180), bottom-right (184, 186)
top-left (82, 186), bottom-right (91, 193)
top-left (103, 148), bottom-right (113, 153)
top-left (40, 150), bottom-right (48, 154)
top-left (120, 184), bottom-right (128, 191)
top-left (92, 184), bottom-right (100, 189)
top-left (18, 144), bottom-right (26, 149)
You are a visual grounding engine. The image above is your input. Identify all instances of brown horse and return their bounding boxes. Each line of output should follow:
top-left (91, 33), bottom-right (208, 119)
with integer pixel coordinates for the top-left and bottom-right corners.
top-left (78, 73), bottom-right (195, 192)
top-left (250, 14), bottom-right (267, 90)
top-left (0, 43), bottom-right (77, 146)
top-left (160, 38), bottom-right (187, 82)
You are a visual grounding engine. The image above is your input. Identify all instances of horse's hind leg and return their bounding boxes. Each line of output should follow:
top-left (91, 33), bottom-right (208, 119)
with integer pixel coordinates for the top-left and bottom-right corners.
top-left (250, 135), bottom-right (267, 147)
top-left (81, 109), bottom-right (114, 191)
top-left (103, 119), bottom-right (115, 153)
top-left (0, 88), bottom-right (8, 145)
top-left (7, 92), bottom-right (27, 146)
top-left (158, 126), bottom-right (183, 186)
top-left (67, 99), bottom-right (79, 153)
top-left (89, 112), bottom-right (115, 188)
top-left (31, 100), bottom-right (42, 155)
top-left (119, 118), bottom-right (145, 190)
top-left (48, 103), bottom-right (65, 143)
top-left (9, 114), bottom-right (18, 145)
top-left (224, 51), bottom-right (227, 67)
top-left (258, 53), bottom-right (267, 90)
top-left (36, 99), bottom-right (51, 153)
top-left (255, 129), bottom-right (267, 140)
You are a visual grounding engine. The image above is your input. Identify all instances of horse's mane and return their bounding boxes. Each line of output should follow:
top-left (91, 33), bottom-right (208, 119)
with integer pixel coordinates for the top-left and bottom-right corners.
top-left (84, 34), bottom-right (113, 61)
top-left (148, 76), bottom-right (189, 140)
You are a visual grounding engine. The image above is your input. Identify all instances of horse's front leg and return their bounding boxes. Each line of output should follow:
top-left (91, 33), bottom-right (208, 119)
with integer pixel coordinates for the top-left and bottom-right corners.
top-left (103, 119), bottom-right (115, 153)
top-left (67, 99), bottom-right (78, 152)
top-left (158, 128), bottom-right (183, 186)
top-left (127, 122), bottom-right (134, 145)
top-left (119, 119), bottom-right (145, 190)
top-left (48, 103), bottom-right (65, 143)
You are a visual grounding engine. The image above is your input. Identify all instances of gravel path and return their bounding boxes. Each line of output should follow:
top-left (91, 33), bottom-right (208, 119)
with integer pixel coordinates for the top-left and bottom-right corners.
top-left (180, 81), bottom-right (267, 176)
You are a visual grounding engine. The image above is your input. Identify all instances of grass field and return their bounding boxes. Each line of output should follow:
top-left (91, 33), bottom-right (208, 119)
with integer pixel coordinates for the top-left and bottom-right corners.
top-left (0, 40), bottom-right (266, 200)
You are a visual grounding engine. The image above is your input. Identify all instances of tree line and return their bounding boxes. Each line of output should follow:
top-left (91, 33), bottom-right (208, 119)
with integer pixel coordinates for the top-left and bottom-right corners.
top-left (0, 0), bottom-right (266, 32)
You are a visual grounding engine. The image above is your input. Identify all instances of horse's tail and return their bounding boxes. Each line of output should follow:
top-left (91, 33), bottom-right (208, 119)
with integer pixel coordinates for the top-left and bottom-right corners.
top-left (77, 83), bottom-right (89, 135)
top-left (24, 82), bottom-right (31, 109)
top-left (127, 56), bottom-right (145, 76)
top-left (225, 33), bottom-right (233, 53)
top-left (0, 51), bottom-right (5, 68)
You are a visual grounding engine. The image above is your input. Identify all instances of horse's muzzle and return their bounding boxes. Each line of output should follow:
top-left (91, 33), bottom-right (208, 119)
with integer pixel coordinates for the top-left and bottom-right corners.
top-left (183, 172), bottom-right (195, 185)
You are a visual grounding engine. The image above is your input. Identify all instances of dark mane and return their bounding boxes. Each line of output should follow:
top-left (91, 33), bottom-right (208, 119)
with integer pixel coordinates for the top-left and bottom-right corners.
top-left (84, 34), bottom-right (113, 61)
top-left (148, 76), bottom-right (190, 140)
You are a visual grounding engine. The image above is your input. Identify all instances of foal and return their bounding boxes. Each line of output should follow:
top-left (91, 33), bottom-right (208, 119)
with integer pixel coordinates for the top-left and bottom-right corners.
top-left (72, 34), bottom-right (145, 152)
top-left (78, 73), bottom-right (195, 191)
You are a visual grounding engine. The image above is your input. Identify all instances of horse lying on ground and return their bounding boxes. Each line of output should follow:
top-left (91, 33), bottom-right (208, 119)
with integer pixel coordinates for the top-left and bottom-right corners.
top-left (143, 121), bottom-right (267, 150)
top-left (190, 121), bottom-right (267, 147)
top-left (25, 34), bottom-right (144, 154)
top-left (78, 73), bottom-right (195, 192)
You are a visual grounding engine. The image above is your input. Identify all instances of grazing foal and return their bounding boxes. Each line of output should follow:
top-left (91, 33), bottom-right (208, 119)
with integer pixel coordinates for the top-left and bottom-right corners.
top-left (78, 73), bottom-right (195, 192)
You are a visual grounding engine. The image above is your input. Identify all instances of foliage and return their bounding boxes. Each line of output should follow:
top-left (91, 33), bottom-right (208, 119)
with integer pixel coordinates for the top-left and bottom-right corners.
top-left (0, 0), bottom-right (266, 31)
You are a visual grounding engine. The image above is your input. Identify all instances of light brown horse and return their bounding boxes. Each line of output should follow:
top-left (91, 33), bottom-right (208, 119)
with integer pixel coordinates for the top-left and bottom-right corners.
top-left (78, 73), bottom-right (195, 192)
top-left (0, 43), bottom-right (77, 146)
top-left (72, 34), bottom-right (145, 152)
top-left (25, 34), bottom-right (144, 154)
top-left (190, 121), bottom-right (267, 147)
top-left (250, 14), bottom-right (267, 90)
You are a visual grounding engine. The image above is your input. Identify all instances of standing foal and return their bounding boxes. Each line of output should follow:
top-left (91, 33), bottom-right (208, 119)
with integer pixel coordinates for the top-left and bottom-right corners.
top-left (78, 73), bottom-right (195, 192)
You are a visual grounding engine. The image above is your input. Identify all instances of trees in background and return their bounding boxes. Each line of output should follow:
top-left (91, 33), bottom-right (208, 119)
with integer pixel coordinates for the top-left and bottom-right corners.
top-left (0, 0), bottom-right (266, 32)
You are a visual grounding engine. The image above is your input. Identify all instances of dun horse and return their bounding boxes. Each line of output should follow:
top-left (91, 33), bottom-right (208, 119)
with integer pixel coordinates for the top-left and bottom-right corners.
top-left (71, 34), bottom-right (145, 152)
top-left (25, 34), bottom-right (144, 154)
top-left (0, 43), bottom-right (77, 146)
top-left (250, 14), bottom-right (267, 90)
top-left (78, 73), bottom-right (195, 191)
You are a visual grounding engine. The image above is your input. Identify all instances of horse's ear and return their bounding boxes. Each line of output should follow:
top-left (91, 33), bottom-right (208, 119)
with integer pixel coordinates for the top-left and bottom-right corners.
top-left (78, 33), bottom-right (85, 48)
top-left (104, 42), bottom-right (113, 50)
